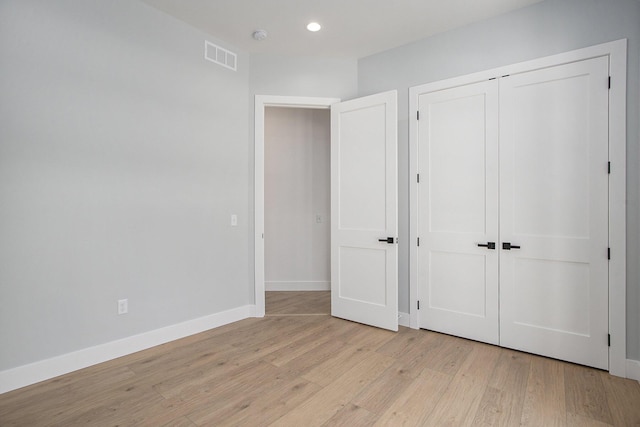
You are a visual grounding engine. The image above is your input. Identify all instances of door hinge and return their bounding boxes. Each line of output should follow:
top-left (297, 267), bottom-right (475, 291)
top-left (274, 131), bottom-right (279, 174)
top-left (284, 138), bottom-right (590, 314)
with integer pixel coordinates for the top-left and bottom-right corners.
top-left (417, 237), bottom-right (420, 246)
top-left (417, 174), bottom-right (420, 183)
top-left (608, 161), bottom-right (611, 174)
top-left (608, 247), bottom-right (611, 260)
top-left (608, 76), bottom-right (611, 89)
top-left (417, 110), bottom-right (420, 120)
top-left (417, 300), bottom-right (420, 310)
top-left (608, 334), bottom-right (611, 347)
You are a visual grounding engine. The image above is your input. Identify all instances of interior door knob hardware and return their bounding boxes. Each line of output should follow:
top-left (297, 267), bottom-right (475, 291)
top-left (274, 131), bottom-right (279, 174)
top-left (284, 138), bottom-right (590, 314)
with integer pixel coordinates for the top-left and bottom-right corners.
top-left (477, 242), bottom-right (496, 249)
top-left (502, 242), bottom-right (521, 250)
top-left (378, 237), bottom-right (395, 244)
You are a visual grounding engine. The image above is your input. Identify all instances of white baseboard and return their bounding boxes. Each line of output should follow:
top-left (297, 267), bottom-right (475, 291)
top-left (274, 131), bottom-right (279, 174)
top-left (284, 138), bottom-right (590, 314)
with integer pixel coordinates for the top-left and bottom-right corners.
top-left (626, 359), bottom-right (640, 382)
top-left (409, 311), bottom-right (418, 329)
top-left (0, 305), bottom-right (253, 395)
top-left (266, 281), bottom-right (330, 291)
top-left (398, 312), bottom-right (410, 328)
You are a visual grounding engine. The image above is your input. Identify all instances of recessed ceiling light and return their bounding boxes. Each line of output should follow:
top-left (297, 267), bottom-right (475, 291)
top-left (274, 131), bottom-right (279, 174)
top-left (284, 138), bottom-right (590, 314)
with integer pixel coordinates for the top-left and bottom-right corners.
top-left (306, 22), bottom-right (321, 32)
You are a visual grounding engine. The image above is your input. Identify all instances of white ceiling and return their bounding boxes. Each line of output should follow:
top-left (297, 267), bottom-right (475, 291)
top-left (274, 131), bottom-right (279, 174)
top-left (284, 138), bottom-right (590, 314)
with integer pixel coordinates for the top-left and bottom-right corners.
top-left (141, 0), bottom-right (545, 58)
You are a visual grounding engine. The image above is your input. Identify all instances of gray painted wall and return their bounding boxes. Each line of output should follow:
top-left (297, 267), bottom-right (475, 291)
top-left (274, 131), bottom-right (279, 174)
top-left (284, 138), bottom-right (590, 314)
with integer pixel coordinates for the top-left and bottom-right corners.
top-left (0, 0), bottom-right (251, 370)
top-left (250, 54), bottom-right (358, 100)
top-left (0, 1), bottom-right (360, 372)
top-left (358, 0), bottom-right (640, 359)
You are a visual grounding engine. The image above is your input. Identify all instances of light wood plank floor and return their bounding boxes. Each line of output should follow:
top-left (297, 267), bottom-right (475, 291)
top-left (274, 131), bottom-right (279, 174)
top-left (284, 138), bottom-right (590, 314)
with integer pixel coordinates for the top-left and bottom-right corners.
top-left (266, 291), bottom-right (330, 315)
top-left (2, 300), bottom-right (639, 426)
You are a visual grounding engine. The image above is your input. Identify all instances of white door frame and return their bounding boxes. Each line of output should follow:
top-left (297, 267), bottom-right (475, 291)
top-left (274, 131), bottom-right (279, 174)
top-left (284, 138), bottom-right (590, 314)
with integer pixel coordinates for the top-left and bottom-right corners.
top-left (254, 95), bottom-right (340, 317)
top-left (409, 39), bottom-right (627, 377)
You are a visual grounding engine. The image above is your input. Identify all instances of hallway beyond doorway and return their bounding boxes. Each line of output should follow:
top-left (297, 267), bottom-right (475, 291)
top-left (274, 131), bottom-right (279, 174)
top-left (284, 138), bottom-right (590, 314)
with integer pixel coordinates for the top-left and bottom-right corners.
top-left (266, 291), bottom-right (330, 316)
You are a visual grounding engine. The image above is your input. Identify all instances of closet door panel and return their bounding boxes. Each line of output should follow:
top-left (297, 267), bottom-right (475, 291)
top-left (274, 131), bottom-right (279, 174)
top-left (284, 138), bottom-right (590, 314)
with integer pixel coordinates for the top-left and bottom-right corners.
top-left (499, 56), bottom-right (609, 369)
top-left (417, 80), bottom-right (499, 344)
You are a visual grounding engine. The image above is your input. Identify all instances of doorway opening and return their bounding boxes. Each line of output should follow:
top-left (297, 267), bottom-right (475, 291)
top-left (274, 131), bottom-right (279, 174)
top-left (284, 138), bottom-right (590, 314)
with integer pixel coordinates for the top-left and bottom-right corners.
top-left (264, 106), bottom-right (330, 316)
top-left (254, 96), bottom-right (339, 317)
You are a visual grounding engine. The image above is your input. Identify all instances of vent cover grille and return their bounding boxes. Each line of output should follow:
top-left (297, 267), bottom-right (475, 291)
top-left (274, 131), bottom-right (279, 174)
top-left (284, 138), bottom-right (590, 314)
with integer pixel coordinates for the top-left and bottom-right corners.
top-left (204, 40), bottom-right (237, 71)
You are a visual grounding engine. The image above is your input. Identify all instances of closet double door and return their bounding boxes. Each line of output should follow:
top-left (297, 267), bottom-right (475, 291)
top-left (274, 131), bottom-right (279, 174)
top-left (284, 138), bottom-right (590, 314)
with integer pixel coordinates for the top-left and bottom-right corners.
top-left (417, 56), bottom-right (610, 369)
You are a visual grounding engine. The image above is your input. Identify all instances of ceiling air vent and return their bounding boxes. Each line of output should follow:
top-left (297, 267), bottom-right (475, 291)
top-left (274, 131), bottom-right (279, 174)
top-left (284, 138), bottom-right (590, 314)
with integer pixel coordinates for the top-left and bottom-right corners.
top-left (204, 40), bottom-right (237, 71)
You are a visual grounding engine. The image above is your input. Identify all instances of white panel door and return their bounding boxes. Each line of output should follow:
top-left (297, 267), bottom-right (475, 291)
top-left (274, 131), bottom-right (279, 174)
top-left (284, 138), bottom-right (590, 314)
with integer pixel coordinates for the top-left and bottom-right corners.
top-left (417, 80), bottom-right (500, 344)
top-left (331, 91), bottom-right (398, 331)
top-left (499, 57), bottom-right (609, 369)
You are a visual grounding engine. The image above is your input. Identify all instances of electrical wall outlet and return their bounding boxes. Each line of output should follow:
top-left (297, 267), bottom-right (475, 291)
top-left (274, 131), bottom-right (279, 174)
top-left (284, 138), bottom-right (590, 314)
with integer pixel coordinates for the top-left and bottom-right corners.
top-left (118, 299), bottom-right (128, 315)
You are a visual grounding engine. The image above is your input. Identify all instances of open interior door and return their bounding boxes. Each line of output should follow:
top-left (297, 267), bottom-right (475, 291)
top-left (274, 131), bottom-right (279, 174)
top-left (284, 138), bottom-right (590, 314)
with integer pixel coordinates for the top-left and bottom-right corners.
top-left (330, 91), bottom-right (398, 331)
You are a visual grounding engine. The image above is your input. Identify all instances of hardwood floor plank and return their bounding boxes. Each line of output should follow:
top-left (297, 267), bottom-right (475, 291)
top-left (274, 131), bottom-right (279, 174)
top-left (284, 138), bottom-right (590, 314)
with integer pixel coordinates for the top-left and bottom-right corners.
top-left (374, 368), bottom-right (452, 426)
top-left (421, 341), bottom-right (501, 426)
top-left (264, 323), bottom-right (346, 367)
top-left (160, 416), bottom-right (198, 427)
top-left (376, 327), bottom-right (427, 359)
top-left (213, 378), bottom-right (322, 426)
top-left (599, 370), bottom-right (640, 426)
top-left (354, 332), bottom-right (450, 415)
top-left (565, 363), bottom-right (614, 425)
top-left (520, 356), bottom-right (567, 426)
top-left (451, 341), bottom-right (502, 379)
top-left (472, 349), bottom-right (531, 426)
top-left (566, 412), bottom-right (613, 426)
top-left (331, 322), bottom-right (396, 352)
top-left (149, 317), bottom-right (328, 398)
top-left (351, 360), bottom-right (422, 415)
top-left (269, 351), bottom-right (395, 427)
top-left (266, 291), bottom-right (331, 315)
top-left (227, 315), bottom-right (325, 349)
top-left (127, 341), bottom-right (236, 376)
top-left (186, 373), bottom-right (319, 425)
top-left (149, 346), bottom-right (258, 398)
top-left (0, 368), bottom-right (155, 426)
top-left (421, 333), bottom-right (475, 376)
top-left (421, 374), bottom-right (488, 426)
top-left (173, 359), bottom-right (286, 403)
top-left (0, 366), bottom-right (136, 424)
top-left (137, 360), bottom-right (286, 425)
top-left (277, 336), bottom-right (355, 378)
top-left (65, 386), bottom-right (165, 427)
top-left (302, 343), bottom-right (374, 387)
top-left (322, 403), bottom-right (379, 426)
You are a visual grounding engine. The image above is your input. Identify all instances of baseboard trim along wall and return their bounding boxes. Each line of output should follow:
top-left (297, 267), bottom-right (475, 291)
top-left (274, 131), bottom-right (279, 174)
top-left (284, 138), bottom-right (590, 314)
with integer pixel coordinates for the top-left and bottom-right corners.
top-left (265, 281), bottom-right (330, 291)
top-left (398, 312), bottom-right (410, 328)
top-left (0, 305), bottom-right (253, 395)
top-left (3, 305), bottom-right (636, 395)
top-left (627, 359), bottom-right (640, 382)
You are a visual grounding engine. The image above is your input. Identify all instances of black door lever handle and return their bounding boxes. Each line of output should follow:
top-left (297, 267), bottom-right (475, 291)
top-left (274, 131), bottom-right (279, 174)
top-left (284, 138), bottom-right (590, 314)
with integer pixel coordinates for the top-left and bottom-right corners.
top-left (477, 242), bottom-right (496, 249)
top-left (502, 242), bottom-right (521, 250)
top-left (378, 237), bottom-right (395, 244)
